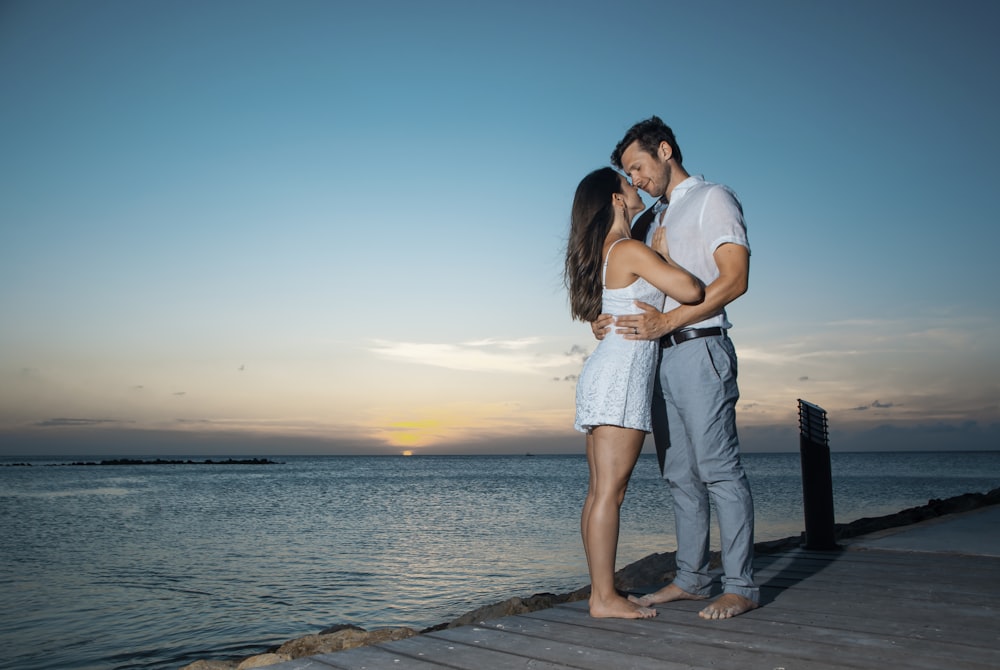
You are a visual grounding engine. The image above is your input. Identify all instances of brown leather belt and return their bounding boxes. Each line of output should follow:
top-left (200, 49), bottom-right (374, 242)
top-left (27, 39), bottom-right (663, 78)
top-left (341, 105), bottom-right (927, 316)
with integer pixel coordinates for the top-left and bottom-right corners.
top-left (660, 327), bottom-right (724, 348)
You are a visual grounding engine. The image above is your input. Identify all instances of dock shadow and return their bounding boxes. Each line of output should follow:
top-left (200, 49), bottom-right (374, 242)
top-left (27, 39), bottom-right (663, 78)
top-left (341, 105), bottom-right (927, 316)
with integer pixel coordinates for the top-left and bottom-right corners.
top-left (752, 543), bottom-right (844, 607)
top-left (617, 535), bottom-right (845, 609)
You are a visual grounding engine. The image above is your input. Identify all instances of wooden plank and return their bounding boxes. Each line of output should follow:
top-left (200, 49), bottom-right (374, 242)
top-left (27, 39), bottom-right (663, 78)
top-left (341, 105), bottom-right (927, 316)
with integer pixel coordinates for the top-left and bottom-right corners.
top-left (761, 547), bottom-right (1000, 577)
top-left (538, 602), bottom-right (999, 670)
top-left (755, 554), bottom-right (1000, 601)
top-left (260, 657), bottom-right (340, 669)
top-left (756, 575), bottom-right (999, 607)
top-left (632, 601), bottom-right (1000, 668)
top-left (363, 632), bottom-right (579, 669)
top-left (429, 624), bottom-right (711, 670)
top-left (748, 554), bottom-right (1000, 607)
top-left (755, 577), bottom-right (999, 623)
top-left (308, 645), bottom-right (453, 670)
top-left (760, 573), bottom-right (1000, 607)
top-left (755, 550), bottom-right (1000, 579)
top-left (514, 606), bottom-right (862, 670)
top-left (761, 587), bottom-right (999, 627)
top-left (722, 597), bottom-right (1000, 648)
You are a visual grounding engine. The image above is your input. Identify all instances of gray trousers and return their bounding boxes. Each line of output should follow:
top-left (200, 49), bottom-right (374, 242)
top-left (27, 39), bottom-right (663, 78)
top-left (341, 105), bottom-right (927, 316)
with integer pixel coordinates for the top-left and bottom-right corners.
top-left (652, 333), bottom-right (758, 602)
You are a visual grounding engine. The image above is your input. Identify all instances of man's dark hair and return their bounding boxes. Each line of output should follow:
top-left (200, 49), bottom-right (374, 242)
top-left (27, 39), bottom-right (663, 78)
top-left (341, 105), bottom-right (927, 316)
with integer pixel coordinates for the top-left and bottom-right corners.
top-left (611, 116), bottom-right (683, 169)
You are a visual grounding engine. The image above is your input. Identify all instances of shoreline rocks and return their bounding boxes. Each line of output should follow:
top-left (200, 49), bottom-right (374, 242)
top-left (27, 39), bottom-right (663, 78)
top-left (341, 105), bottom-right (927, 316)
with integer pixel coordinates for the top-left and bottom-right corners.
top-left (182, 486), bottom-right (1000, 669)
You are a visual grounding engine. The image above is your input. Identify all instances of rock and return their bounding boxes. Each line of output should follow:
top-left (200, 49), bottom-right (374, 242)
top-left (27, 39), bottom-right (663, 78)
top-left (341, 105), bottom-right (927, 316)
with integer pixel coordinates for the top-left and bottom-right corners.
top-left (434, 592), bottom-right (581, 631)
top-left (834, 488), bottom-right (1000, 541)
top-left (236, 653), bottom-right (291, 669)
top-left (180, 661), bottom-right (239, 670)
top-left (317, 623), bottom-right (366, 635)
top-left (611, 551), bottom-right (677, 592)
top-left (276, 626), bottom-right (417, 658)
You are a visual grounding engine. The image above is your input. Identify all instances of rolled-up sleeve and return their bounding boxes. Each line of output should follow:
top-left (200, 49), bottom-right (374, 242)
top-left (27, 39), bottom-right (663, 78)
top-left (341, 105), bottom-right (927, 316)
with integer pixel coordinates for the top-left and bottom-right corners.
top-left (701, 185), bottom-right (750, 255)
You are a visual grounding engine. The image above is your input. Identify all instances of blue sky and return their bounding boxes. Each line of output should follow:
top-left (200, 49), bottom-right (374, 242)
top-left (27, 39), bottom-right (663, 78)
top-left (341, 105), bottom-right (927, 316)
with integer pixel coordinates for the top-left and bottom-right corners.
top-left (1, 0), bottom-right (998, 456)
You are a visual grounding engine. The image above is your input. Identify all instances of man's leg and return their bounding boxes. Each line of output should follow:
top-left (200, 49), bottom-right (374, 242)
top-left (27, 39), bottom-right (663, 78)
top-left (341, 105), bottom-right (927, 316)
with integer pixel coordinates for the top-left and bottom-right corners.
top-left (638, 337), bottom-right (758, 616)
top-left (661, 345), bottom-right (715, 597)
top-left (693, 336), bottom-right (757, 617)
top-left (629, 361), bottom-right (709, 607)
top-left (630, 351), bottom-right (713, 607)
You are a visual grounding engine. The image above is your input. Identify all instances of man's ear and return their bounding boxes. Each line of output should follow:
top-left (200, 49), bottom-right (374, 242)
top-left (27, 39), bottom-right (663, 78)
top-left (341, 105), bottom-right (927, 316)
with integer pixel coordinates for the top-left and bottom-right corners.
top-left (658, 141), bottom-right (673, 162)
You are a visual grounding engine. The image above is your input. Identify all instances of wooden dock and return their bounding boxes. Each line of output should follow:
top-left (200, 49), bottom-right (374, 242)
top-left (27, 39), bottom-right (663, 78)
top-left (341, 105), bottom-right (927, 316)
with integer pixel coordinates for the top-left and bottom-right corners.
top-left (269, 544), bottom-right (1000, 669)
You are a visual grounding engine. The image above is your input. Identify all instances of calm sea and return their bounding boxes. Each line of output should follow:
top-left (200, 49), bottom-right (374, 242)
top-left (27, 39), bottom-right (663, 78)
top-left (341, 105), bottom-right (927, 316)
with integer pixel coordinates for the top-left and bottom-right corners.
top-left (2, 451), bottom-right (998, 670)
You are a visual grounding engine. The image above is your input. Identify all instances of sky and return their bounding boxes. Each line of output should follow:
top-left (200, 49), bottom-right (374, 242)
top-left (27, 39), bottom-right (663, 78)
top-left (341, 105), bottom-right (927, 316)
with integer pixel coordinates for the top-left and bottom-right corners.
top-left (1, 0), bottom-right (999, 457)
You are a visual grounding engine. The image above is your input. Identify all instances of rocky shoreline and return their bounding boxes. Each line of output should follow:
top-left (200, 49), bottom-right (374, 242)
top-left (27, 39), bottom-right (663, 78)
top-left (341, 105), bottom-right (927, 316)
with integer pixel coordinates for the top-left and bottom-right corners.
top-left (182, 486), bottom-right (1000, 670)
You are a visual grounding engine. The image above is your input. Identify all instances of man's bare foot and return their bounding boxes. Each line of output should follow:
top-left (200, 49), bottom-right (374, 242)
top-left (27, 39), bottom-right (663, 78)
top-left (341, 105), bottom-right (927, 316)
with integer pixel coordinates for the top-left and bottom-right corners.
top-left (627, 583), bottom-right (708, 607)
top-left (590, 595), bottom-right (657, 619)
top-left (698, 593), bottom-right (758, 620)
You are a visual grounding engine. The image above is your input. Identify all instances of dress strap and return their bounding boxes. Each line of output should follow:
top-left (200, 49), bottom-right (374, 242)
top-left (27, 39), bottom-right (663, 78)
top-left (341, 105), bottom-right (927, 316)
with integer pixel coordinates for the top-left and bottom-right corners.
top-left (602, 238), bottom-right (629, 288)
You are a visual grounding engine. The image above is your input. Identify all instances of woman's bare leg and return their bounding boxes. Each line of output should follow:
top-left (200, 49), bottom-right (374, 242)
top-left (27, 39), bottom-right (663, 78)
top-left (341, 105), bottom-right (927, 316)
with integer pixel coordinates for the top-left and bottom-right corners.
top-left (582, 425), bottom-right (656, 619)
top-left (581, 431), bottom-right (597, 569)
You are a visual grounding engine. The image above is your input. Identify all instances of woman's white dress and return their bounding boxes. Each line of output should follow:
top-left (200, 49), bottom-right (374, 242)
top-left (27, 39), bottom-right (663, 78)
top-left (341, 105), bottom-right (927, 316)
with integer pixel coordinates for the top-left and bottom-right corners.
top-left (574, 239), bottom-right (665, 433)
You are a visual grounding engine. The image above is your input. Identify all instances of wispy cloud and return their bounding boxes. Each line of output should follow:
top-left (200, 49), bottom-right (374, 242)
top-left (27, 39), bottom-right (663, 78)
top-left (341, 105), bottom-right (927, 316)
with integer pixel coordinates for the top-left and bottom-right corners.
top-left (461, 337), bottom-right (542, 350)
top-left (368, 338), bottom-right (577, 374)
top-left (35, 418), bottom-right (126, 428)
top-left (850, 399), bottom-right (898, 411)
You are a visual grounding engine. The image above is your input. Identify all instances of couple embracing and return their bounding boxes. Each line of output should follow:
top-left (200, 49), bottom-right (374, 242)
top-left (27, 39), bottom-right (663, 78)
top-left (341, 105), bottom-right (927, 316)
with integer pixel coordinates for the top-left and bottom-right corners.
top-left (566, 116), bottom-right (757, 621)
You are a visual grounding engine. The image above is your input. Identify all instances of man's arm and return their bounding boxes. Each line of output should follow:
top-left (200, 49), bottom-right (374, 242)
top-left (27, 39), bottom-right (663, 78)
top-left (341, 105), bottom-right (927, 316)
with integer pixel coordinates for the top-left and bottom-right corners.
top-left (613, 243), bottom-right (749, 340)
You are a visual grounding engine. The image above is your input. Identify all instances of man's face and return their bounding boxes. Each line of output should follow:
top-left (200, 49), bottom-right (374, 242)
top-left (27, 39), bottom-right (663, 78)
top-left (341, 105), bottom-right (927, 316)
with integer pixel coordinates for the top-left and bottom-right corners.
top-left (620, 140), bottom-right (670, 198)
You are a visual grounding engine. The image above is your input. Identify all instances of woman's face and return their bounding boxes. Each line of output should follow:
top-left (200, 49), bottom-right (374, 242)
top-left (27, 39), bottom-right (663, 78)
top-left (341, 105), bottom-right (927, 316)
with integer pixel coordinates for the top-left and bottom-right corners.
top-left (618, 174), bottom-right (645, 217)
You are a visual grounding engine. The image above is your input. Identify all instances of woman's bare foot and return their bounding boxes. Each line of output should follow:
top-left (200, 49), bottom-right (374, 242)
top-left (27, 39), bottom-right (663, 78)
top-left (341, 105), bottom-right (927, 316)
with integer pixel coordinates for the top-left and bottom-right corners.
top-left (698, 593), bottom-right (757, 620)
top-left (628, 583), bottom-right (708, 607)
top-left (590, 594), bottom-right (657, 619)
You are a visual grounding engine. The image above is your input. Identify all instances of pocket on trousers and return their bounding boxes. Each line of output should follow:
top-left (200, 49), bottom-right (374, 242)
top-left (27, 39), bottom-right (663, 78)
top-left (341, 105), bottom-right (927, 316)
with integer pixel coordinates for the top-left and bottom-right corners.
top-left (703, 338), bottom-right (736, 383)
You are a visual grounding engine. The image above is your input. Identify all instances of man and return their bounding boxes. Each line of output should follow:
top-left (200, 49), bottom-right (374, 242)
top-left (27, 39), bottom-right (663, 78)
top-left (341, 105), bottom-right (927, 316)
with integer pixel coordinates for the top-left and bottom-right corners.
top-left (596, 116), bottom-right (757, 619)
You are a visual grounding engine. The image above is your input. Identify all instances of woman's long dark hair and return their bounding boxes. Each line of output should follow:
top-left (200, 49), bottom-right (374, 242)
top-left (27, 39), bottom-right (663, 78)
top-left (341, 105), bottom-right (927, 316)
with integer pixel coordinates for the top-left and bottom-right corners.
top-left (565, 167), bottom-right (622, 322)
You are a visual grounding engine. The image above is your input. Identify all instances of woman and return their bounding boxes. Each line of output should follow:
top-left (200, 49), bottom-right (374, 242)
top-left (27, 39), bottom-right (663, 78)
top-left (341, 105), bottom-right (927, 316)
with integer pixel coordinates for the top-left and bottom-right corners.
top-left (565, 167), bottom-right (703, 619)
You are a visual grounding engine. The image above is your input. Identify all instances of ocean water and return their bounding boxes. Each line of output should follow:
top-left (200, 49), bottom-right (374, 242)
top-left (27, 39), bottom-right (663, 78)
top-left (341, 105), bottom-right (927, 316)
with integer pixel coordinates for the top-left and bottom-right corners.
top-left (1, 450), bottom-right (998, 670)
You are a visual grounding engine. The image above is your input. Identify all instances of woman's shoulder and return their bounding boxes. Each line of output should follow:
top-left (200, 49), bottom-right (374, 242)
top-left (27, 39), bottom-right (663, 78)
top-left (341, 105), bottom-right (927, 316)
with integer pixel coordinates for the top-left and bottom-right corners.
top-left (608, 237), bottom-right (649, 253)
top-left (604, 236), bottom-right (642, 260)
top-left (612, 238), bottom-right (657, 259)
top-left (604, 238), bottom-right (656, 282)
top-left (604, 237), bottom-right (649, 266)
